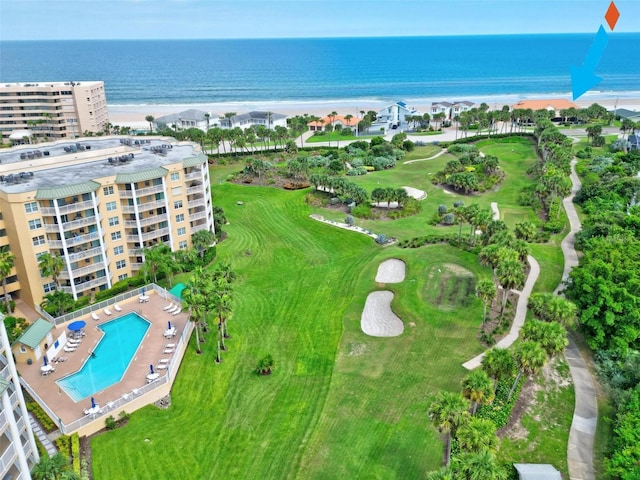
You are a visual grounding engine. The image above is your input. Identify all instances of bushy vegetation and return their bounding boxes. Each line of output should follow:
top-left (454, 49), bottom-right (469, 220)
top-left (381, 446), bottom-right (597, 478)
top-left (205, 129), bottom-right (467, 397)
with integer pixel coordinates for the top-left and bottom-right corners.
top-left (27, 401), bottom-right (56, 432)
top-left (432, 144), bottom-right (503, 193)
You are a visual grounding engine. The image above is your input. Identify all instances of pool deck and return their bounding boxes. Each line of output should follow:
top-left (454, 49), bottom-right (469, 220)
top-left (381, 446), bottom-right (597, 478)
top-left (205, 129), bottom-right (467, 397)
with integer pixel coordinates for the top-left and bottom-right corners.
top-left (17, 291), bottom-right (189, 429)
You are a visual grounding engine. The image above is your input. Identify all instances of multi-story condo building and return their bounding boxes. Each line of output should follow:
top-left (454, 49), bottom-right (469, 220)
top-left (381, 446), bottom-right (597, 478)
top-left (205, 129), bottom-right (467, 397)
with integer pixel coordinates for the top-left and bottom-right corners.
top-left (0, 317), bottom-right (40, 479)
top-left (0, 137), bottom-right (214, 307)
top-left (0, 81), bottom-right (109, 144)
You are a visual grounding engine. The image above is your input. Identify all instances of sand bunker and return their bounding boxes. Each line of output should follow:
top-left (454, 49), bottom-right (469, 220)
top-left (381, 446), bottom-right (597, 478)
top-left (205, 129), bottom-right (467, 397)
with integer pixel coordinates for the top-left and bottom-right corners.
top-left (361, 291), bottom-right (404, 337)
top-left (375, 258), bottom-right (406, 283)
top-left (372, 186), bottom-right (427, 208)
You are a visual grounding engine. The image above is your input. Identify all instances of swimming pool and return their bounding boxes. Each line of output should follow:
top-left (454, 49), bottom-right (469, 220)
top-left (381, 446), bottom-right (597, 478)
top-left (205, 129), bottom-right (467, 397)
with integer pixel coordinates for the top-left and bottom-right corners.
top-left (57, 312), bottom-right (151, 401)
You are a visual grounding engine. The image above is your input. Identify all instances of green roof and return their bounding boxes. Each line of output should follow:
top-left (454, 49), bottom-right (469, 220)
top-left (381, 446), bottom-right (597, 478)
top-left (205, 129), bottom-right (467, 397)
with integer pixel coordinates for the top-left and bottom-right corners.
top-left (35, 181), bottom-right (101, 200)
top-left (16, 318), bottom-right (54, 349)
top-left (182, 153), bottom-right (208, 168)
top-left (0, 377), bottom-right (9, 396)
top-left (116, 167), bottom-right (168, 184)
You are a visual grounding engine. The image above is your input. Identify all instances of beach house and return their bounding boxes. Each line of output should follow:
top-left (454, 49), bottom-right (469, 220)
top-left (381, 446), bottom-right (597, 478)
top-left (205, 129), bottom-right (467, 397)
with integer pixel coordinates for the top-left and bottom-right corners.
top-left (307, 115), bottom-right (357, 132)
top-left (368, 102), bottom-right (421, 133)
top-left (451, 101), bottom-right (476, 117)
top-left (431, 101), bottom-right (454, 118)
top-left (614, 108), bottom-right (640, 123)
top-left (220, 111), bottom-right (287, 130)
top-left (512, 99), bottom-right (578, 120)
top-left (154, 109), bottom-right (217, 132)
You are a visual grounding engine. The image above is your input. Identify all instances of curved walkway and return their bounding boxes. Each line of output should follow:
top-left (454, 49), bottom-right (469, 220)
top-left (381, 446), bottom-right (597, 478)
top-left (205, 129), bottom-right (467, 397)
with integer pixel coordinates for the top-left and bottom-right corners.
top-left (558, 160), bottom-right (597, 480)
top-left (462, 254), bottom-right (540, 370)
top-left (403, 148), bottom-right (448, 164)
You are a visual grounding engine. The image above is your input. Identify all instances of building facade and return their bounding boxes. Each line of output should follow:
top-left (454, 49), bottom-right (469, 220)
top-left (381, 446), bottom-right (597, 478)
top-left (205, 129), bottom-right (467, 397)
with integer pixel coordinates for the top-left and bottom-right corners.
top-left (0, 137), bottom-right (214, 307)
top-left (0, 317), bottom-right (40, 479)
top-left (0, 81), bottom-right (109, 144)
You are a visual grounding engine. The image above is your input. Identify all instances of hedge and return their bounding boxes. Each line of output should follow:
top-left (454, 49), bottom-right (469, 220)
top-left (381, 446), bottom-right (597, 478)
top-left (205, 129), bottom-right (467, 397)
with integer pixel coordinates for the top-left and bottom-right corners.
top-left (476, 376), bottom-right (525, 428)
top-left (71, 433), bottom-right (81, 474)
top-left (27, 401), bottom-right (56, 432)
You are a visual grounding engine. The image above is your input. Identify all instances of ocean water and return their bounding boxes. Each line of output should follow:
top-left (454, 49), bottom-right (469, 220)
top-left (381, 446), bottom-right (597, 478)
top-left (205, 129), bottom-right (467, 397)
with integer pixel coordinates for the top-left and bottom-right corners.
top-left (1, 35), bottom-right (639, 105)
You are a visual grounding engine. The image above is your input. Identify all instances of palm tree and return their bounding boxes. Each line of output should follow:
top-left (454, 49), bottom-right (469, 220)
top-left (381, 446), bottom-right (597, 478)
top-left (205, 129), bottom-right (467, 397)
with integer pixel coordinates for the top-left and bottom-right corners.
top-left (38, 252), bottom-right (65, 291)
top-left (461, 370), bottom-right (495, 415)
top-left (327, 111), bottom-right (337, 146)
top-left (31, 452), bottom-right (71, 480)
top-left (145, 115), bottom-right (154, 133)
top-left (508, 340), bottom-right (548, 400)
top-left (191, 229), bottom-right (215, 258)
top-left (428, 391), bottom-right (470, 466)
top-left (426, 467), bottom-right (456, 480)
top-left (521, 320), bottom-right (568, 357)
top-left (456, 417), bottom-right (498, 453)
top-left (182, 272), bottom-right (206, 354)
top-left (496, 258), bottom-right (525, 315)
top-left (452, 451), bottom-right (507, 480)
top-left (141, 244), bottom-right (172, 284)
top-left (475, 279), bottom-right (496, 326)
top-left (0, 247), bottom-right (15, 314)
top-left (481, 348), bottom-right (516, 388)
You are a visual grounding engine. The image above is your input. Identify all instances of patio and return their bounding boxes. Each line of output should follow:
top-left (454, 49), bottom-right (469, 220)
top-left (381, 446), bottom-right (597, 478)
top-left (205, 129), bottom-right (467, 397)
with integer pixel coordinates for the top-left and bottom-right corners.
top-left (18, 287), bottom-right (191, 435)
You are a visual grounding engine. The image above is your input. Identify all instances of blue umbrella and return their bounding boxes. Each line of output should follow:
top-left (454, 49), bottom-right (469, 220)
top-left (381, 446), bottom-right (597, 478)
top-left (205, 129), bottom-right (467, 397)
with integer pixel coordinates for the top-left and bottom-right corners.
top-left (168, 321), bottom-right (172, 330)
top-left (150, 364), bottom-right (154, 375)
top-left (141, 287), bottom-right (146, 296)
top-left (68, 320), bottom-right (86, 331)
top-left (91, 397), bottom-right (96, 409)
top-left (43, 356), bottom-right (48, 366)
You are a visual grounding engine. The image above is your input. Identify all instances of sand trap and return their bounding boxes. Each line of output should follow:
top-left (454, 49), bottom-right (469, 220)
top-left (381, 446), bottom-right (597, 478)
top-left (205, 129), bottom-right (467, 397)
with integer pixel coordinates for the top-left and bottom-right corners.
top-left (375, 258), bottom-right (406, 283)
top-left (372, 186), bottom-right (427, 208)
top-left (361, 291), bottom-right (404, 337)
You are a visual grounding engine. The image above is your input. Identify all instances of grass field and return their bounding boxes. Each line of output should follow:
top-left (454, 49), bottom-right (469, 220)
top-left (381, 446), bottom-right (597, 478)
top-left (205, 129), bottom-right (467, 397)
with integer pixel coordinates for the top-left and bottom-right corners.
top-left (305, 133), bottom-right (359, 143)
top-left (90, 137), bottom-right (573, 479)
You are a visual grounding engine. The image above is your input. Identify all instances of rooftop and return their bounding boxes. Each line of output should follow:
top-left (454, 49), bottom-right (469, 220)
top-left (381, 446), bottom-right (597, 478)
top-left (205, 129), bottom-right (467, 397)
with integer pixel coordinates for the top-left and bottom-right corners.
top-left (15, 318), bottom-right (54, 349)
top-left (0, 137), bottom-right (206, 194)
top-left (155, 109), bottom-right (215, 124)
top-left (232, 111), bottom-right (286, 122)
top-left (513, 463), bottom-right (562, 480)
top-left (512, 99), bottom-right (578, 111)
top-left (0, 81), bottom-right (103, 90)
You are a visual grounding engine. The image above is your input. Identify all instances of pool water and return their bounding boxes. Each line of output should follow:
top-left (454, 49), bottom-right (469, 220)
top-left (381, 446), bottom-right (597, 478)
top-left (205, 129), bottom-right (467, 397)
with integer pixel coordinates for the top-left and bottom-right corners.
top-left (57, 313), bottom-right (151, 401)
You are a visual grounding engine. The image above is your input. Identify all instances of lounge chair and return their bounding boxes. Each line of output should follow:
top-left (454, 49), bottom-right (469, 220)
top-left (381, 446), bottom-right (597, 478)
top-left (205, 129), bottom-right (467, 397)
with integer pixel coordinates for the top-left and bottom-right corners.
top-left (91, 312), bottom-right (100, 321)
top-left (121, 393), bottom-right (130, 401)
top-left (83, 408), bottom-right (91, 415)
top-left (114, 304), bottom-right (122, 312)
top-left (167, 305), bottom-right (179, 314)
top-left (63, 346), bottom-right (76, 352)
top-left (104, 308), bottom-right (112, 315)
top-left (163, 303), bottom-right (174, 311)
top-left (165, 343), bottom-right (175, 348)
top-left (106, 401), bottom-right (115, 410)
top-left (163, 348), bottom-right (174, 354)
top-left (172, 308), bottom-right (182, 316)
top-left (156, 364), bottom-right (168, 370)
top-left (159, 359), bottom-right (170, 364)
top-left (132, 388), bottom-right (140, 396)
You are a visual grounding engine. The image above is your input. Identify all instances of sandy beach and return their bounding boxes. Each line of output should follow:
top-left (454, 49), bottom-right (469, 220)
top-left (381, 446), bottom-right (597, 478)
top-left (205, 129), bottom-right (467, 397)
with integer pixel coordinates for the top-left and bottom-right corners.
top-left (107, 93), bottom-right (640, 125)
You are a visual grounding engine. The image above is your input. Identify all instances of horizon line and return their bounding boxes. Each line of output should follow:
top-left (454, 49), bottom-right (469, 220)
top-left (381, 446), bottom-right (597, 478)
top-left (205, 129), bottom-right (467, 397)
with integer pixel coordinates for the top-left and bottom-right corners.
top-left (3, 31), bottom-right (640, 42)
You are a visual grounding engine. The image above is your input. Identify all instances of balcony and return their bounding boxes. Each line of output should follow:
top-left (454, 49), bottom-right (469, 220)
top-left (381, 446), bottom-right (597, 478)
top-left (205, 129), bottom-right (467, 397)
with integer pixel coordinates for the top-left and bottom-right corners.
top-left (67, 246), bottom-right (103, 263)
top-left (130, 262), bottom-right (143, 270)
top-left (62, 275), bottom-right (110, 294)
top-left (191, 223), bottom-right (210, 233)
top-left (124, 213), bottom-right (168, 229)
top-left (126, 227), bottom-right (169, 243)
top-left (43, 214), bottom-right (101, 233)
top-left (48, 231), bottom-right (100, 248)
top-left (121, 199), bottom-right (166, 214)
top-left (184, 170), bottom-right (202, 180)
top-left (40, 199), bottom-right (94, 216)
top-left (186, 185), bottom-right (205, 195)
top-left (60, 260), bottom-right (107, 280)
top-left (187, 197), bottom-right (206, 209)
top-left (189, 210), bottom-right (207, 221)
top-left (0, 442), bottom-right (17, 475)
top-left (118, 184), bottom-right (164, 198)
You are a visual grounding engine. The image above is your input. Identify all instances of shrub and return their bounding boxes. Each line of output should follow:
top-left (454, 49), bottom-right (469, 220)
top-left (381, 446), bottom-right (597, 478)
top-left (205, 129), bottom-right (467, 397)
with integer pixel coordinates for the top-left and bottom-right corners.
top-left (344, 215), bottom-right (355, 226)
top-left (351, 204), bottom-right (376, 219)
top-left (476, 376), bottom-right (525, 428)
top-left (453, 200), bottom-right (465, 208)
top-left (442, 213), bottom-right (455, 225)
top-left (375, 234), bottom-right (388, 244)
top-left (105, 416), bottom-right (117, 430)
top-left (55, 435), bottom-right (72, 456)
top-left (71, 433), bottom-right (81, 474)
top-left (27, 402), bottom-right (56, 432)
top-left (438, 204), bottom-right (448, 215)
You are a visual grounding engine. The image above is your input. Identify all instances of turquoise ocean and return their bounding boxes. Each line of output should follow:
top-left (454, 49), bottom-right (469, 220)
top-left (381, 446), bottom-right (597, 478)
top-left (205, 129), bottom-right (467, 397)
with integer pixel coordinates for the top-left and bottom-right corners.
top-left (1, 35), bottom-right (639, 105)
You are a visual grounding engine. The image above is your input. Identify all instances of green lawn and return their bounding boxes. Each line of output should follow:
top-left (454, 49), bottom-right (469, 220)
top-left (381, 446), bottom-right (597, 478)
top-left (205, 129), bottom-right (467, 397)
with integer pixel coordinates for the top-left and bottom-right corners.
top-left (497, 357), bottom-right (574, 478)
top-left (91, 184), bottom-right (487, 479)
top-left (306, 133), bottom-right (360, 143)
top-left (91, 136), bottom-right (573, 479)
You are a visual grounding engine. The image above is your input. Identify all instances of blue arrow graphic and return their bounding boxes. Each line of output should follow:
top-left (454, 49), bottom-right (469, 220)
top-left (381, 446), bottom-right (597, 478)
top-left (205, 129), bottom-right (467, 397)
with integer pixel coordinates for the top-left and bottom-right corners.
top-left (571, 25), bottom-right (609, 100)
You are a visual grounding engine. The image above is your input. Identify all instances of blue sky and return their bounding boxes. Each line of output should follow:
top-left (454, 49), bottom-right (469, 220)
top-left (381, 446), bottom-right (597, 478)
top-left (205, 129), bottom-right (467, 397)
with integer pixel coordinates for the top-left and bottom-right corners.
top-left (1, 0), bottom-right (638, 40)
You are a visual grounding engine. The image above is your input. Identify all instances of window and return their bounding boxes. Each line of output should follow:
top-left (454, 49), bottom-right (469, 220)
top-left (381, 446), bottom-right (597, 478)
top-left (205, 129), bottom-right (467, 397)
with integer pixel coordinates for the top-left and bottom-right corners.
top-left (116, 260), bottom-right (126, 270)
top-left (106, 201), bottom-right (117, 211)
top-left (28, 218), bottom-right (42, 230)
top-left (111, 231), bottom-right (122, 241)
top-left (170, 172), bottom-right (180, 181)
top-left (178, 240), bottom-right (188, 249)
top-left (25, 201), bottom-right (38, 213)
top-left (108, 216), bottom-right (119, 227)
top-left (113, 245), bottom-right (124, 255)
top-left (103, 186), bottom-right (114, 196)
top-left (174, 200), bottom-right (183, 209)
top-left (43, 282), bottom-right (55, 293)
top-left (175, 213), bottom-right (184, 223)
top-left (177, 227), bottom-right (186, 236)
top-left (32, 235), bottom-right (45, 246)
top-left (118, 273), bottom-right (129, 281)
top-left (171, 186), bottom-right (182, 196)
